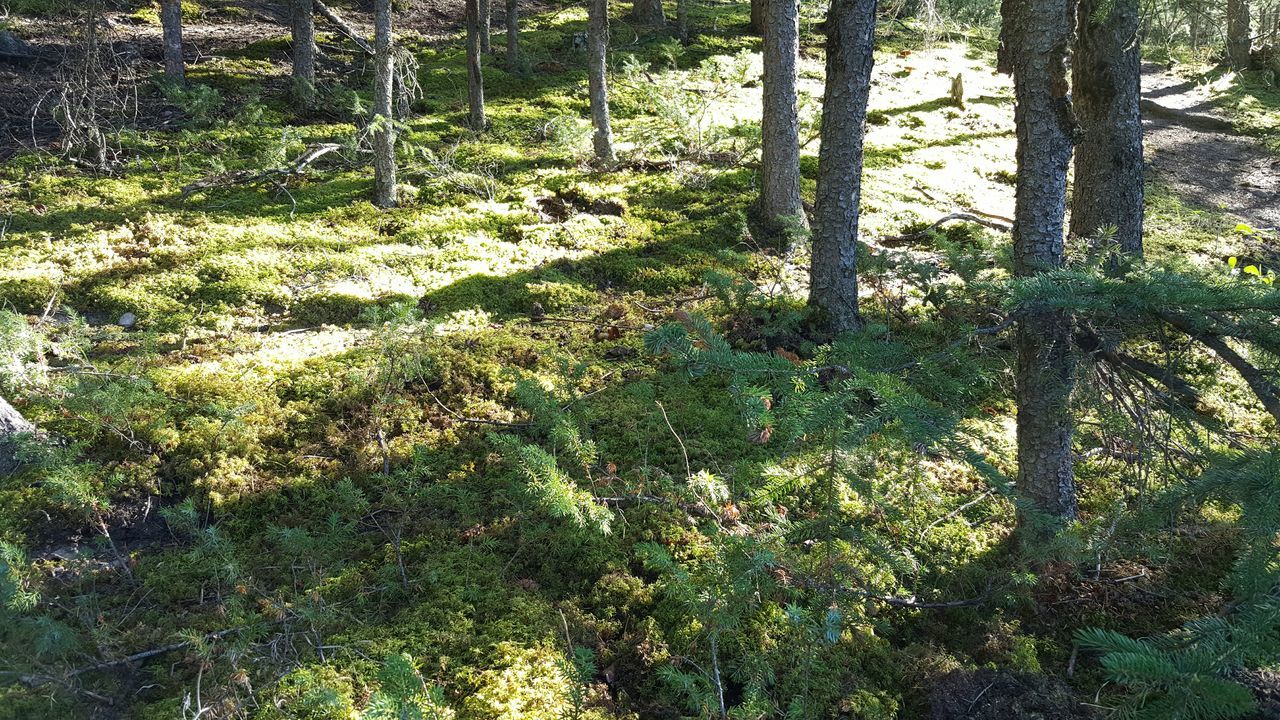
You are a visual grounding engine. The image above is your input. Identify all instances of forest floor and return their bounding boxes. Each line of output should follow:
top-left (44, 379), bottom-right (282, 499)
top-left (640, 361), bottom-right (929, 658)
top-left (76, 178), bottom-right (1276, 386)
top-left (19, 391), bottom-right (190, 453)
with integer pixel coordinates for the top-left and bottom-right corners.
top-left (0, 2), bottom-right (1278, 719)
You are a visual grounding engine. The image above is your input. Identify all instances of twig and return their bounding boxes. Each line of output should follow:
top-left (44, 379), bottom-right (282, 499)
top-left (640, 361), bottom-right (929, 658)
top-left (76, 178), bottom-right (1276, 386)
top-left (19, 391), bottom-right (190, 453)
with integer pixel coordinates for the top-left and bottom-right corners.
top-left (655, 401), bottom-right (692, 481)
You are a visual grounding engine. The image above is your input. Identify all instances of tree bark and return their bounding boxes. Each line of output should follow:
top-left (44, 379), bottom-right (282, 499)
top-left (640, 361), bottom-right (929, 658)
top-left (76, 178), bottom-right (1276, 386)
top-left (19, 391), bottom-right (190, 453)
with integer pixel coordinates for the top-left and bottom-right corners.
top-left (505, 0), bottom-right (520, 68)
top-left (1070, 0), bottom-right (1143, 257)
top-left (1, 396), bottom-right (35, 477)
top-left (372, 0), bottom-right (397, 208)
top-left (809, 0), bottom-right (878, 334)
top-left (677, 0), bottom-right (691, 43)
top-left (480, 0), bottom-right (493, 53)
top-left (588, 0), bottom-right (616, 162)
top-left (632, 0), bottom-right (667, 27)
top-left (160, 0), bottom-right (185, 82)
top-left (465, 0), bottom-right (487, 130)
top-left (1000, 0), bottom-right (1078, 521)
top-left (750, 0), bottom-right (765, 34)
top-left (1227, 0), bottom-right (1252, 67)
top-left (291, 0), bottom-right (317, 106)
top-left (758, 0), bottom-right (807, 234)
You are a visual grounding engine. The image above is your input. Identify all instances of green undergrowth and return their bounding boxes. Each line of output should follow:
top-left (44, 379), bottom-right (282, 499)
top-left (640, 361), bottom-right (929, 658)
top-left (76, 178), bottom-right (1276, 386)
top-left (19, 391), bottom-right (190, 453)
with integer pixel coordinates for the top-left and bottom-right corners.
top-left (1, 4), bottom-right (1277, 719)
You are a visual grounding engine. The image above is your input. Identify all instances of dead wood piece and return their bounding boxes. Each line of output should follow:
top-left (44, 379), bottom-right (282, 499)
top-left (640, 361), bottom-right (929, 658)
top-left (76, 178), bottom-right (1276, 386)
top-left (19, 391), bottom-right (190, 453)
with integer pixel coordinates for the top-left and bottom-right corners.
top-left (882, 212), bottom-right (1012, 245)
top-left (315, 1), bottom-right (374, 56)
top-left (180, 143), bottom-right (342, 198)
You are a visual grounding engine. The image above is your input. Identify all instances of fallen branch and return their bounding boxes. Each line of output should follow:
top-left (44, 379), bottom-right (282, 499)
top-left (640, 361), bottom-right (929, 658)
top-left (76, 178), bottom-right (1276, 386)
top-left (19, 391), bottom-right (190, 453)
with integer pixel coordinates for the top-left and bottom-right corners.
top-left (882, 212), bottom-right (1012, 246)
top-left (180, 143), bottom-right (342, 216)
top-left (315, 1), bottom-right (374, 56)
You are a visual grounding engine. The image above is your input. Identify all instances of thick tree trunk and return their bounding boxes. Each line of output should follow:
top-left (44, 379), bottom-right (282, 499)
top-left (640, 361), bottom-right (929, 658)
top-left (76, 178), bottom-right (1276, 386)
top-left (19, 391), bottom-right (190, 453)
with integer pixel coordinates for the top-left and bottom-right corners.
top-left (809, 0), bottom-right (877, 334)
top-left (480, 0), bottom-right (492, 53)
top-left (465, 0), bottom-right (487, 130)
top-left (1, 396), bottom-right (35, 477)
top-left (160, 0), bottom-right (185, 82)
top-left (1227, 0), bottom-right (1252, 67)
top-left (505, 0), bottom-right (520, 68)
top-left (291, 0), bottom-right (317, 105)
top-left (758, 0), bottom-right (807, 233)
top-left (588, 0), bottom-right (616, 162)
top-left (372, 0), bottom-right (397, 208)
top-left (1070, 0), bottom-right (1143, 257)
top-left (750, 0), bottom-right (765, 34)
top-left (1000, 0), bottom-right (1078, 521)
top-left (632, 0), bottom-right (666, 27)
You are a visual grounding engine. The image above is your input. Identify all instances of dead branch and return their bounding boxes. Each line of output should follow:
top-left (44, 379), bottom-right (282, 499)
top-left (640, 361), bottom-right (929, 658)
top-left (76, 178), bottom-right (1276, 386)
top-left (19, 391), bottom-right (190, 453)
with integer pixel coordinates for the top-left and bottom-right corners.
top-left (180, 143), bottom-right (343, 211)
top-left (1163, 313), bottom-right (1280, 427)
top-left (882, 212), bottom-right (1012, 245)
top-left (315, 1), bottom-right (375, 56)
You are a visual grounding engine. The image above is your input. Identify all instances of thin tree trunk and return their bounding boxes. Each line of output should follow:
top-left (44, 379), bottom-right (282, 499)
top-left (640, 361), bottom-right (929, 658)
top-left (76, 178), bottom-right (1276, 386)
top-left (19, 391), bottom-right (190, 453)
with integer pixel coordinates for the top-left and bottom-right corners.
top-left (372, 0), bottom-right (397, 208)
top-left (750, 0), bottom-right (765, 34)
top-left (1070, 0), bottom-right (1143, 257)
top-left (809, 0), bottom-right (877, 334)
top-left (465, 0), bottom-right (487, 130)
top-left (588, 0), bottom-right (616, 162)
top-left (677, 0), bottom-right (691, 43)
top-left (1, 396), bottom-right (35, 477)
top-left (758, 0), bottom-right (807, 234)
top-left (1227, 0), bottom-right (1252, 67)
top-left (632, 0), bottom-right (666, 26)
top-left (291, 0), bottom-right (317, 106)
top-left (480, 0), bottom-right (493, 53)
top-left (160, 0), bottom-right (185, 82)
top-left (505, 0), bottom-right (520, 69)
top-left (1000, 0), bottom-right (1078, 521)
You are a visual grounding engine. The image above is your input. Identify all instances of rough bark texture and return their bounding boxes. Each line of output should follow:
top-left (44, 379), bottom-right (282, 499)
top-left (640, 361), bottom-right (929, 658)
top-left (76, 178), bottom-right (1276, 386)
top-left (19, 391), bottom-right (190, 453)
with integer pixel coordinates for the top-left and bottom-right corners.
top-left (809, 0), bottom-right (878, 334)
top-left (588, 0), bottom-right (616, 162)
top-left (677, 0), bottom-right (690, 43)
top-left (465, 0), bottom-right (487, 130)
top-left (0, 396), bottom-right (35, 477)
top-left (1227, 0), bottom-right (1252, 67)
top-left (505, 0), bottom-right (520, 68)
top-left (160, 0), bottom-right (185, 81)
top-left (291, 0), bottom-right (317, 105)
top-left (372, 0), bottom-right (397, 208)
top-left (479, 0), bottom-right (492, 53)
top-left (750, 0), bottom-right (765, 34)
top-left (1000, 0), bottom-right (1078, 520)
top-left (758, 0), bottom-right (806, 233)
top-left (1070, 0), bottom-right (1143, 256)
top-left (632, 0), bottom-right (667, 27)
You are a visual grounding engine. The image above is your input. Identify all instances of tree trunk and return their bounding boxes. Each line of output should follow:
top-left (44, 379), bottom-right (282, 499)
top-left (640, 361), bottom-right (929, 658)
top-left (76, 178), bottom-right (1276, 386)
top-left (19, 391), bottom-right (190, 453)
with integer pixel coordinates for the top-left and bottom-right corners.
top-left (372, 0), bottom-right (397, 208)
top-left (677, 0), bottom-right (691, 43)
top-left (160, 0), bottom-right (185, 82)
top-left (809, 0), bottom-right (877, 334)
top-left (1000, 0), bottom-right (1078, 521)
top-left (505, 0), bottom-right (520, 69)
top-left (291, 0), bottom-right (317, 106)
top-left (750, 0), bottom-right (764, 34)
top-left (1070, 0), bottom-right (1143, 257)
top-left (632, 0), bottom-right (666, 27)
top-left (1, 396), bottom-right (35, 477)
top-left (1227, 0), bottom-right (1252, 67)
top-left (465, 0), bottom-right (487, 130)
top-left (758, 0), bottom-right (807, 234)
top-left (480, 0), bottom-right (492, 53)
top-left (588, 0), bottom-right (616, 162)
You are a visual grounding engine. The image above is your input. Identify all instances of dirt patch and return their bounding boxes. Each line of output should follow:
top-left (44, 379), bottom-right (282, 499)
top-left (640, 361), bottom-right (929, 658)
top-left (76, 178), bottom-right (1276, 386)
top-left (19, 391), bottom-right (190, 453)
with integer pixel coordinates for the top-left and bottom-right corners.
top-left (1142, 64), bottom-right (1280, 230)
top-left (929, 669), bottom-right (1095, 720)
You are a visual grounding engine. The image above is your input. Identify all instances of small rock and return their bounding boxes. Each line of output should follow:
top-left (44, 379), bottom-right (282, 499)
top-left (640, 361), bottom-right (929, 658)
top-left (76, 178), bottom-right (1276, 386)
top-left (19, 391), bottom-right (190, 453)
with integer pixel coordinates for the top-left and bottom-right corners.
top-left (117, 312), bottom-right (137, 328)
top-left (605, 346), bottom-right (637, 360)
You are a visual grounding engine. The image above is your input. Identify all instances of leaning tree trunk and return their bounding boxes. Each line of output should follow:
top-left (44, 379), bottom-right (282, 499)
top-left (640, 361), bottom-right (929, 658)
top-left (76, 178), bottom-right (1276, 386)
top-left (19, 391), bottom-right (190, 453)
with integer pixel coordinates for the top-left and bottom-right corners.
top-left (1070, 0), bottom-right (1143, 257)
top-left (758, 0), bottom-right (807, 234)
top-left (1, 396), bottom-right (35, 477)
top-left (465, 0), bottom-right (487, 130)
top-left (505, 0), bottom-right (520, 68)
top-left (809, 0), bottom-right (878, 334)
top-left (1227, 0), bottom-right (1252, 67)
top-left (588, 0), bottom-right (616, 162)
top-left (160, 0), bottom-right (185, 82)
top-left (479, 0), bottom-right (492, 53)
top-left (750, 0), bottom-right (764, 33)
top-left (632, 0), bottom-right (667, 27)
top-left (372, 0), bottom-right (397, 208)
top-left (291, 0), bottom-right (317, 106)
top-left (1000, 0), bottom-right (1078, 521)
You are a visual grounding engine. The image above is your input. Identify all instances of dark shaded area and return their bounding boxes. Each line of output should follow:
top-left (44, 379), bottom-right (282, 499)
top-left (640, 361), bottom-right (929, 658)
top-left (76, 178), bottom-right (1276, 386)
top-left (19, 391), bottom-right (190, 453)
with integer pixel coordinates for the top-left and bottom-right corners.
top-left (929, 669), bottom-right (1095, 720)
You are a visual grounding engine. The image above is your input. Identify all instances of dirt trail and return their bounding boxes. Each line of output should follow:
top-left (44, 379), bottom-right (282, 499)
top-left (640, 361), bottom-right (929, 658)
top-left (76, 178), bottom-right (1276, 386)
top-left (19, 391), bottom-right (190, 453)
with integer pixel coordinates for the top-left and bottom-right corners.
top-left (1142, 64), bottom-right (1280, 230)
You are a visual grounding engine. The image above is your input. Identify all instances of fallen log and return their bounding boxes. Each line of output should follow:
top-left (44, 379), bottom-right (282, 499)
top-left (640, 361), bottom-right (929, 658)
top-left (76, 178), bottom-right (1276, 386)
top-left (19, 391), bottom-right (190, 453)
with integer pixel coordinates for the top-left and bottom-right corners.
top-left (315, 1), bottom-right (374, 56)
